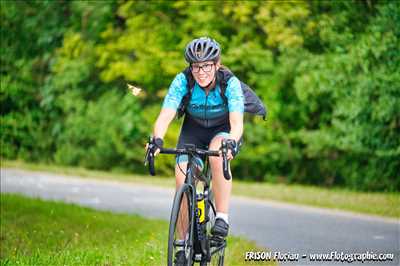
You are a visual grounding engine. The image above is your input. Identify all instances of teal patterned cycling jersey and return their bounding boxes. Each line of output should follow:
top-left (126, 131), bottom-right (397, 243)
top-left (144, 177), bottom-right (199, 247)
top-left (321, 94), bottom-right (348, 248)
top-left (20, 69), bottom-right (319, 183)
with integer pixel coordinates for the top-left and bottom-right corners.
top-left (162, 73), bottom-right (244, 120)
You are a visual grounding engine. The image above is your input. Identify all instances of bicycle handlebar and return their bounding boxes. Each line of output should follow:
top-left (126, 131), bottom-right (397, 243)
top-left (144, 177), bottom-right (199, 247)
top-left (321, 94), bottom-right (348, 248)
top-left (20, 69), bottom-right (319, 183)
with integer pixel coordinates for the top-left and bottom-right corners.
top-left (144, 138), bottom-right (232, 180)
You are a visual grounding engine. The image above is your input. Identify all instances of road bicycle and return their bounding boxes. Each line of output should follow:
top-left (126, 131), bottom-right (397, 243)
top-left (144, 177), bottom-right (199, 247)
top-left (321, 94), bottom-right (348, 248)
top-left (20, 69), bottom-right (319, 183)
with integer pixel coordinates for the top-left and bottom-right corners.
top-left (144, 137), bottom-right (232, 266)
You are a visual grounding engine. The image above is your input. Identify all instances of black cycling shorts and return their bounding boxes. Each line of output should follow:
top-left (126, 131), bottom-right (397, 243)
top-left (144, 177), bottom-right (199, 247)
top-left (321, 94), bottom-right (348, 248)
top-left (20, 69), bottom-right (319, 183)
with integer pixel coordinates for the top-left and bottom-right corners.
top-left (176, 115), bottom-right (242, 164)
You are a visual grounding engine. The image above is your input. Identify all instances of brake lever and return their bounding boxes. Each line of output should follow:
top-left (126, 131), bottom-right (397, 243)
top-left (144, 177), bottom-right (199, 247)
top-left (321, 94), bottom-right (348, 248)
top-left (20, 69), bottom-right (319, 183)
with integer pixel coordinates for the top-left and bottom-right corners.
top-left (220, 139), bottom-right (232, 180)
top-left (144, 136), bottom-right (156, 175)
top-left (144, 136), bottom-right (153, 165)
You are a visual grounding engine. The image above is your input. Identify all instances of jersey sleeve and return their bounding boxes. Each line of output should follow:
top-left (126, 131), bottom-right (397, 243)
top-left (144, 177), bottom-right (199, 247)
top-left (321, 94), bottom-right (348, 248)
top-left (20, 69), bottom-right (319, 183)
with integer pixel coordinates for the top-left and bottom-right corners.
top-left (162, 73), bottom-right (188, 110)
top-left (225, 76), bottom-right (244, 113)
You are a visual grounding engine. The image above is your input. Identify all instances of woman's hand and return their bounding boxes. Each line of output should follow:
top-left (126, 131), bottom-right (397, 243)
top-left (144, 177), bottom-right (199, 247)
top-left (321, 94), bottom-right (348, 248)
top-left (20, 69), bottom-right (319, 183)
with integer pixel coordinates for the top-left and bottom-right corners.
top-left (145, 137), bottom-right (163, 156)
top-left (219, 139), bottom-right (236, 160)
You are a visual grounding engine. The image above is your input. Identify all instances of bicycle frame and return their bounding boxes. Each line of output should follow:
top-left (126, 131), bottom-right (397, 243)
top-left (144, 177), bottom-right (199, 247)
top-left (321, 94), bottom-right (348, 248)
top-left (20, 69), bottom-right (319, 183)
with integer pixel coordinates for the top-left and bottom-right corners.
top-left (145, 140), bottom-right (230, 265)
top-left (181, 148), bottom-right (226, 263)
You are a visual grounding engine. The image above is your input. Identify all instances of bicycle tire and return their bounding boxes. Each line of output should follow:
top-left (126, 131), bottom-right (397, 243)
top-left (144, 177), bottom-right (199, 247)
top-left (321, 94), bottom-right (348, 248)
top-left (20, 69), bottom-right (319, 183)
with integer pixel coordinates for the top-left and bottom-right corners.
top-left (168, 184), bottom-right (195, 266)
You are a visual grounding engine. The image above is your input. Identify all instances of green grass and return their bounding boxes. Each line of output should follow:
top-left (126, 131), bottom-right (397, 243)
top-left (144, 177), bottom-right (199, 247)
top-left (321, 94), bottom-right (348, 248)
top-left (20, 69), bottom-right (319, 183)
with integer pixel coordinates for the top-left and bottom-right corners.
top-left (2, 160), bottom-right (399, 218)
top-left (0, 194), bottom-right (276, 266)
top-left (232, 181), bottom-right (400, 219)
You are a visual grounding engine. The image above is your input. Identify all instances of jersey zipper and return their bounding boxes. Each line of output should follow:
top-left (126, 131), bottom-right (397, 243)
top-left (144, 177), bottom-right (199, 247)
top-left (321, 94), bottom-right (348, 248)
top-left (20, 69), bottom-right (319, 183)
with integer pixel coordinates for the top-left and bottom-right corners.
top-left (204, 93), bottom-right (209, 127)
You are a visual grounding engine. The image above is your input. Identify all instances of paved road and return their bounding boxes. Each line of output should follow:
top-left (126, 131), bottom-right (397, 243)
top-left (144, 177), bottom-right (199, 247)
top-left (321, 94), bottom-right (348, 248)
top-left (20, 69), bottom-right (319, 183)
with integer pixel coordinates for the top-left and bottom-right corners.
top-left (1, 168), bottom-right (399, 266)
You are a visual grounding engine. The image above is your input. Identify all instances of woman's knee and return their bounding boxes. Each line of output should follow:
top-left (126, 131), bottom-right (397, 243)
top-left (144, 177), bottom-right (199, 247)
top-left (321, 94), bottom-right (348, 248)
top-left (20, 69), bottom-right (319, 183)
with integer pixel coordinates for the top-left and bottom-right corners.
top-left (209, 154), bottom-right (222, 167)
top-left (209, 135), bottom-right (226, 150)
top-left (175, 162), bottom-right (187, 188)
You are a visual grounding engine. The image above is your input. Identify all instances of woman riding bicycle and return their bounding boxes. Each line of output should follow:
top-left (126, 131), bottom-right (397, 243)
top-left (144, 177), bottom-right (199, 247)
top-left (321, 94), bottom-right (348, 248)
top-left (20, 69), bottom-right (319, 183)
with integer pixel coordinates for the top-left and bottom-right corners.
top-left (148, 37), bottom-right (244, 265)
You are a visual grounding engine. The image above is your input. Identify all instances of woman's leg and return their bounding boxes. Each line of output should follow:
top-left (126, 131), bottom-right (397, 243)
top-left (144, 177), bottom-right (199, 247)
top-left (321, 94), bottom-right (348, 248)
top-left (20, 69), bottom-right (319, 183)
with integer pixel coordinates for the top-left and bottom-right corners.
top-left (208, 135), bottom-right (232, 214)
top-left (175, 158), bottom-right (188, 240)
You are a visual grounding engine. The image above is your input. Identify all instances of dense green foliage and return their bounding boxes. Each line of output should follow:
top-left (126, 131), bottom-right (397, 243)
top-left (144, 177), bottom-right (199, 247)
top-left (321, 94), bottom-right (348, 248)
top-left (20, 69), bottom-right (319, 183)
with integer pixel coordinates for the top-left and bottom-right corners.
top-left (1, 1), bottom-right (399, 191)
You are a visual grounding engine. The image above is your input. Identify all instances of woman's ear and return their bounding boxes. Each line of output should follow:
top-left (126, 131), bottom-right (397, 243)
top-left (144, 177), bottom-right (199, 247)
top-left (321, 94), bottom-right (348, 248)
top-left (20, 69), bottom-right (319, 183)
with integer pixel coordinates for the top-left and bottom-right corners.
top-left (215, 60), bottom-right (221, 70)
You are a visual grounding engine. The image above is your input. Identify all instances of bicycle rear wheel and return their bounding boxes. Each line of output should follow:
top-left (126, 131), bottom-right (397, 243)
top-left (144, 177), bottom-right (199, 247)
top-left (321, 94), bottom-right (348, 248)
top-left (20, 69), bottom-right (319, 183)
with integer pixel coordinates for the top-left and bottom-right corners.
top-left (168, 184), bottom-right (195, 266)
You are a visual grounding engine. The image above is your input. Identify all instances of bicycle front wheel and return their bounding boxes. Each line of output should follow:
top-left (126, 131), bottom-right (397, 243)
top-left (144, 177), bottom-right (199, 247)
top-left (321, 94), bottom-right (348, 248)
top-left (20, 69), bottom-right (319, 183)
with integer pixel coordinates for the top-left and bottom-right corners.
top-left (167, 184), bottom-right (195, 266)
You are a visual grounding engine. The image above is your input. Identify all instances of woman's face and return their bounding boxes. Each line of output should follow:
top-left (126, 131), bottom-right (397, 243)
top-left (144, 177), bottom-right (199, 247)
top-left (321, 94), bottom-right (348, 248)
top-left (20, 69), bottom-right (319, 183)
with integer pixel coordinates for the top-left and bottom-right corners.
top-left (191, 60), bottom-right (219, 87)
